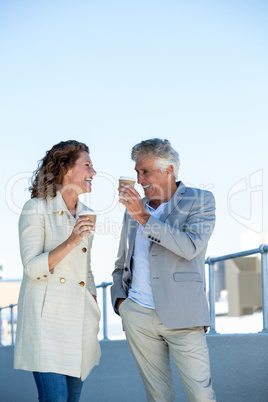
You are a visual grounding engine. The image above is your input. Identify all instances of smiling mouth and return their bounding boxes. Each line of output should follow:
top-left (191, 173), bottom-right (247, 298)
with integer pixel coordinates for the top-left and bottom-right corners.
top-left (143, 185), bottom-right (151, 189)
top-left (85, 178), bottom-right (92, 183)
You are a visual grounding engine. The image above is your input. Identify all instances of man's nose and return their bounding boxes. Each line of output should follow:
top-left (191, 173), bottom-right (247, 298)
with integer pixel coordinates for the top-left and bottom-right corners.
top-left (137, 173), bottom-right (143, 184)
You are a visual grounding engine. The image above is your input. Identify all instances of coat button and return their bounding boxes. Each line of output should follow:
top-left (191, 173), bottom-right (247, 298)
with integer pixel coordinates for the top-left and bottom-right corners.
top-left (124, 267), bottom-right (128, 271)
top-left (58, 211), bottom-right (63, 215)
top-left (148, 235), bottom-right (151, 239)
top-left (127, 279), bottom-right (131, 284)
top-left (37, 277), bottom-right (41, 280)
top-left (44, 275), bottom-right (47, 278)
top-left (79, 281), bottom-right (85, 287)
top-left (82, 247), bottom-right (87, 253)
top-left (60, 278), bottom-right (66, 284)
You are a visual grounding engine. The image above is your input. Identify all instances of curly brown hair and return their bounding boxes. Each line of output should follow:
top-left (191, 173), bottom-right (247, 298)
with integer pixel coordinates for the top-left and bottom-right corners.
top-left (29, 140), bottom-right (89, 199)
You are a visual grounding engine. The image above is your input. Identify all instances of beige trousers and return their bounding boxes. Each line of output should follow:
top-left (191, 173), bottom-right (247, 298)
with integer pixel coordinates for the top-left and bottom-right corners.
top-left (119, 298), bottom-right (216, 402)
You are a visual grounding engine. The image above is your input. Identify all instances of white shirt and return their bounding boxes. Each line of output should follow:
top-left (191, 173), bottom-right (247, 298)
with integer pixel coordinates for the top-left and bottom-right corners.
top-left (128, 201), bottom-right (168, 309)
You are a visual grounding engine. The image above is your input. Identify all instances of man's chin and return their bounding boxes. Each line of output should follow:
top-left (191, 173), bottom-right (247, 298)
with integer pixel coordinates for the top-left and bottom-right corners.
top-left (144, 189), bottom-right (155, 199)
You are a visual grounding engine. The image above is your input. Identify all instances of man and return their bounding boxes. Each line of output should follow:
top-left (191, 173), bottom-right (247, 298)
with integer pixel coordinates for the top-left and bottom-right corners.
top-left (111, 138), bottom-right (216, 401)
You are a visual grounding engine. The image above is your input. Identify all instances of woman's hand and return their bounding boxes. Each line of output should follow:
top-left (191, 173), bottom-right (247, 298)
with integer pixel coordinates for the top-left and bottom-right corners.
top-left (48, 217), bottom-right (95, 271)
top-left (68, 217), bottom-right (95, 247)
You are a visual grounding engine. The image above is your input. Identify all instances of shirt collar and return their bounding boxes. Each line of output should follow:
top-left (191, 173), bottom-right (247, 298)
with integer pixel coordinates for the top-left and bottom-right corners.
top-left (146, 201), bottom-right (168, 213)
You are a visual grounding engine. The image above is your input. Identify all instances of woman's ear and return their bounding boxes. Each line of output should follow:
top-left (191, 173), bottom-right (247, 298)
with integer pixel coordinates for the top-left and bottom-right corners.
top-left (61, 162), bottom-right (68, 176)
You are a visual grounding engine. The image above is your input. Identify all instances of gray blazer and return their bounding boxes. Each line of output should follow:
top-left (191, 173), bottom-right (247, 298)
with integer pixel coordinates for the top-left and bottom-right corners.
top-left (111, 181), bottom-right (216, 329)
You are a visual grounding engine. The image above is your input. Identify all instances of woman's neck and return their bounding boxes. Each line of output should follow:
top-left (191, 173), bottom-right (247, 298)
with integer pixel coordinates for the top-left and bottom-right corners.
top-left (60, 189), bottom-right (78, 217)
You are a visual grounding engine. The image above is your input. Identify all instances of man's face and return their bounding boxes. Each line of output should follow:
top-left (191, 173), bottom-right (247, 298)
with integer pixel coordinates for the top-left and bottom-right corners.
top-left (135, 157), bottom-right (172, 201)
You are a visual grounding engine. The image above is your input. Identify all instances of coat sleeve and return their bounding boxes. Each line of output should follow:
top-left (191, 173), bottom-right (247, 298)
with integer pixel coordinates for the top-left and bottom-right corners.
top-left (19, 198), bottom-right (50, 280)
top-left (86, 236), bottom-right (97, 296)
top-left (142, 190), bottom-right (216, 261)
top-left (110, 211), bottom-right (129, 313)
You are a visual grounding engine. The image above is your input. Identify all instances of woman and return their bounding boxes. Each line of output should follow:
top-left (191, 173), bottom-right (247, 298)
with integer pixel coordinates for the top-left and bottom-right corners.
top-left (14, 140), bottom-right (101, 401)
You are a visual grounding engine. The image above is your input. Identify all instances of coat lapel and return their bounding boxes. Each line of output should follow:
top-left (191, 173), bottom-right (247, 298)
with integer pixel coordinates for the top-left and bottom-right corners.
top-left (47, 192), bottom-right (93, 246)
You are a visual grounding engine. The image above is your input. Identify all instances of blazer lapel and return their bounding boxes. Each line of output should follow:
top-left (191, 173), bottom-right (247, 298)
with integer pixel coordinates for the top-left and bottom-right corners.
top-left (125, 196), bottom-right (148, 262)
top-left (159, 181), bottom-right (186, 222)
top-left (126, 216), bottom-right (138, 262)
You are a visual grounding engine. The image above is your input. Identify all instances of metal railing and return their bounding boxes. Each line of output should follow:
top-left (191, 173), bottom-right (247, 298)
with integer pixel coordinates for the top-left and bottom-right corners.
top-left (1, 244), bottom-right (268, 345)
top-left (96, 281), bottom-right (112, 340)
top-left (206, 243), bottom-right (268, 334)
top-left (0, 282), bottom-right (113, 346)
top-left (0, 304), bottom-right (17, 346)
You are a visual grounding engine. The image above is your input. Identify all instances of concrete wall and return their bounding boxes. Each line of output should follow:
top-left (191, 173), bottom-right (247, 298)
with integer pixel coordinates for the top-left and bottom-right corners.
top-left (225, 257), bottom-right (262, 316)
top-left (1, 335), bottom-right (268, 402)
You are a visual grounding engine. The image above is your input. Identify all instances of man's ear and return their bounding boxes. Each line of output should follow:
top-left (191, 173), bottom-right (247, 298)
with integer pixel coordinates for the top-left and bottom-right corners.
top-left (166, 165), bottom-right (174, 176)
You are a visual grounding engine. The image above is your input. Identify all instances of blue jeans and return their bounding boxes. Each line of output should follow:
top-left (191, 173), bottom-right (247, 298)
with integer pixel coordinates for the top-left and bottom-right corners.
top-left (33, 372), bottom-right (84, 402)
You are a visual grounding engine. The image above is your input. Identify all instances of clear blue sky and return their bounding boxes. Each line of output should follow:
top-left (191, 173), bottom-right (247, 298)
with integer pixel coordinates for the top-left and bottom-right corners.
top-left (0, 0), bottom-right (267, 283)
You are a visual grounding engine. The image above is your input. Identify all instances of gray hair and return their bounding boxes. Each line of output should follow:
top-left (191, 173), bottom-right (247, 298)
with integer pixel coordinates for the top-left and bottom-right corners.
top-left (131, 138), bottom-right (180, 178)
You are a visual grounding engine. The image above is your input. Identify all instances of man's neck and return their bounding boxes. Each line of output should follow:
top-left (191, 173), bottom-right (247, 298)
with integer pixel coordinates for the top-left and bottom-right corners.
top-left (148, 181), bottom-right (178, 210)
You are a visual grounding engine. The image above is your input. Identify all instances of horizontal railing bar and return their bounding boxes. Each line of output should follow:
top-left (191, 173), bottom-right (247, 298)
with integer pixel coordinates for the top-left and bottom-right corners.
top-left (206, 244), bottom-right (268, 265)
top-left (96, 282), bottom-right (112, 289)
top-left (1, 245), bottom-right (268, 344)
top-left (0, 304), bottom-right (17, 310)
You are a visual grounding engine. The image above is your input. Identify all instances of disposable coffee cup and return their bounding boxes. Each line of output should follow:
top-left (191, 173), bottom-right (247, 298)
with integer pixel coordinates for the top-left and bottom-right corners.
top-left (78, 212), bottom-right (97, 224)
top-left (119, 176), bottom-right (136, 188)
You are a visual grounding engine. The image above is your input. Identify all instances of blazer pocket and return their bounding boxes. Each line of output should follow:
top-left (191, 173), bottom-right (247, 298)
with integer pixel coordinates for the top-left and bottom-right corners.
top-left (173, 272), bottom-right (203, 283)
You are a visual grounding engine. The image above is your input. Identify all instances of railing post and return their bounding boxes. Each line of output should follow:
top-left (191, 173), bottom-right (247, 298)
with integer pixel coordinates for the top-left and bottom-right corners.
top-left (207, 257), bottom-right (217, 334)
top-left (0, 308), bottom-right (2, 346)
top-left (10, 305), bottom-right (15, 345)
top-left (102, 282), bottom-right (108, 340)
top-left (260, 244), bottom-right (268, 333)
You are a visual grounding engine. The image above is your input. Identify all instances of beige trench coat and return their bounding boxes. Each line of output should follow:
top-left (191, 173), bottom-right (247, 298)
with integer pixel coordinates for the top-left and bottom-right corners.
top-left (14, 191), bottom-right (101, 380)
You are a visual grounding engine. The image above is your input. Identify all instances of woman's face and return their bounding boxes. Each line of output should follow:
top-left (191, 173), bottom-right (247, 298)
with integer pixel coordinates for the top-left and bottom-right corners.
top-left (62, 151), bottom-right (96, 195)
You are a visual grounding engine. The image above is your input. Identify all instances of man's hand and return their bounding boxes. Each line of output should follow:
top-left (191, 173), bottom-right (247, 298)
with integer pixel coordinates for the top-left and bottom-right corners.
top-left (116, 298), bottom-right (126, 313)
top-left (119, 184), bottom-right (150, 226)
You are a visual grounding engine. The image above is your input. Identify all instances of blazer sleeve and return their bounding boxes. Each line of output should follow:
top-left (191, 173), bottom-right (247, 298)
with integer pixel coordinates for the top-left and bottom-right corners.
top-left (19, 198), bottom-right (50, 280)
top-left (111, 210), bottom-right (129, 312)
top-left (142, 190), bottom-right (216, 261)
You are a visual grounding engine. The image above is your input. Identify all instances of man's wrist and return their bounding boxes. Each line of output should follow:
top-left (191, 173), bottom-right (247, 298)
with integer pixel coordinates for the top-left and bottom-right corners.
top-left (137, 212), bottom-right (150, 227)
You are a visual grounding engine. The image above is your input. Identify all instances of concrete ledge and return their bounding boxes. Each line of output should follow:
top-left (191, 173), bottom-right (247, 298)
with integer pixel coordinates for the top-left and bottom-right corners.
top-left (1, 334), bottom-right (268, 401)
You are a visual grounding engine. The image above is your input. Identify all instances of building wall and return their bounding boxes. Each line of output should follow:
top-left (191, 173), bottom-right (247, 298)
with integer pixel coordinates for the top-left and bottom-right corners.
top-left (0, 280), bottom-right (21, 307)
top-left (1, 335), bottom-right (268, 402)
top-left (0, 265), bottom-right (4, 280)
top-left (225, 257), bottom-right (262, 316)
